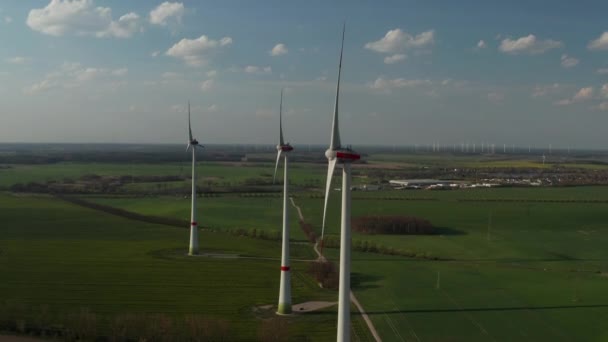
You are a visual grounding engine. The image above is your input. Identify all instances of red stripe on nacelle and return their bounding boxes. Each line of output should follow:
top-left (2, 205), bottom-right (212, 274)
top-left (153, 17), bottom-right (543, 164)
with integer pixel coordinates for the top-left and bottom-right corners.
top-left (336, 151), bottom-right (360, 160)
top-left (191, 222), bottom-right (197, 226)
top-left (280, 145), bottom-right (294, 152)
top-left (281, 266), bottom-right (290, 271)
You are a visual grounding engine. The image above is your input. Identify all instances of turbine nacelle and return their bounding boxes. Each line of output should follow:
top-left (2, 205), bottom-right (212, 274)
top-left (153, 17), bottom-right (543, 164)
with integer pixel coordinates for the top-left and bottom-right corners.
top-left (325, 147), bottom-right (360, 163)
top-left (277, 144), bottom-right (294, 153)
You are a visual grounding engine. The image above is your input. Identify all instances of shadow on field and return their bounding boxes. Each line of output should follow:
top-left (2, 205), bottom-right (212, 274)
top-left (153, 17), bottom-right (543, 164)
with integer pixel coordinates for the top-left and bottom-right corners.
top-left (367, 303), bottom-right (608, 315)
top-left (434, 226), bottom-right (467, 236)
top-left (351, 272), bottom-right (383, 290)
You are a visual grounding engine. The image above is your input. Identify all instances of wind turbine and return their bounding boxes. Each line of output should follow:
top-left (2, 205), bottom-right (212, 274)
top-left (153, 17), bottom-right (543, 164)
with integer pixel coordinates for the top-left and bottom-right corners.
top-left (273, 89), bottom-right (294, 315)
top-left (186, 102), bottom-right (203, 255)
top-left (321, 24), bottom-right (360, 342)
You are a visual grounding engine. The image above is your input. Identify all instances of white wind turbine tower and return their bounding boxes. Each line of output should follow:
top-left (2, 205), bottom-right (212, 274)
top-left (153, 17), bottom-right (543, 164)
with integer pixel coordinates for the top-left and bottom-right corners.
top-left (186, 102), bottom-right (203, 255)
top-left (321, 24), bottom-right (360, 342)
top-left (273, 89), bottom-right (294, 315)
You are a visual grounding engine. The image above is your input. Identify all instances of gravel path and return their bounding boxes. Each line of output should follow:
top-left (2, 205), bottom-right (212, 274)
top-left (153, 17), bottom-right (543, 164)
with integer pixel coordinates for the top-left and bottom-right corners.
top-left (289, 197), bottom-right (382, 342)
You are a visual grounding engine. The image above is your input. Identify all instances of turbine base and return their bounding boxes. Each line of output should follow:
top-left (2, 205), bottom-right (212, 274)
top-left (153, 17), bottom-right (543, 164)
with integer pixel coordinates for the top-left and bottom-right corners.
top-left (276, 303), bottom-right (292, 315)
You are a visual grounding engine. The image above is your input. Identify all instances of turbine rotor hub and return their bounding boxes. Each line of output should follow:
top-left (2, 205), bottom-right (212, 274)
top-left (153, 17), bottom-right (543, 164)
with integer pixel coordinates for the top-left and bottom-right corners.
top-left (277, 144), bottom-right (293, 152)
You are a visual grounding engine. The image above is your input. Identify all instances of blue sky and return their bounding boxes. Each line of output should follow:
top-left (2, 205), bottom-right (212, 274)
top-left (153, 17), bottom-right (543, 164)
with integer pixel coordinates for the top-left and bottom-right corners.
top-left (1, 0), bottom-right (608, 148)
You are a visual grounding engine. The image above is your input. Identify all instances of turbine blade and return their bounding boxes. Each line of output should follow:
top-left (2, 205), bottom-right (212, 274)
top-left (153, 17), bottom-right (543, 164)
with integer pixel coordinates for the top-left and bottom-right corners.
top-left (329, 24), bottom-right (345, 151)
top-left (279, 88), bottom-right (285, 146)
top-left (321, 158), bottom-right (338, 241)
top-left (188, 101), bottom-right (193, 142)
top-left (186, 144), bottom-right (191, 152)
top-left (273, 150), bottom-right (282, 184)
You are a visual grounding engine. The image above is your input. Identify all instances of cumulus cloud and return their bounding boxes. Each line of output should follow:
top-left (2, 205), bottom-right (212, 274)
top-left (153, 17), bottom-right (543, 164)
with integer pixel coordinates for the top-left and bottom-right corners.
top-left (269, 43), bottom-right (288, 56)
top-left (588, 32), bottom-right (608, 50)
top-left (499, 34), bottom-right (562, 55)
top-left (598, 102), bottom-right (608, 111)
top-left (601, 84), bottom-right (608, 98)
top-left (573, 87), bottom-right (594, 101)
top-left (555, 86), bottom-right (594, 106)
top-left (149, 2), bottom-right (184, 26)
top-left (24, 62), bottom-right (128, 94)
top-left (560, 54), bottom-right (579, 68)
top-left (365, 28), bottom-right (434, 53)
top-left (531, 83), bottom-right (560, 98)
top-left (369, 77), bottom-right (431, 93)
top-left (477, 40), bottom-right (486, 49)
top-left (200, 79), bottom-right (214, 92)
top-left (4, 16), bottom-right (12, 24)
top-left (166, 35), bottom-right (232, 66)
top-left (383, 54), bottom-right (406, 64)
top-left (6, 56), bottom-right (31, 64)
top-left (255, 108), bottom-right (274, 119)
top-left (244, 65), bottom-right (272, 74)
top-left (597, 68), bottom-right (608, 75)
top-left (26, 0), bottom-right (141, 38)
top-left (487, 92), bottom-right (505, 102)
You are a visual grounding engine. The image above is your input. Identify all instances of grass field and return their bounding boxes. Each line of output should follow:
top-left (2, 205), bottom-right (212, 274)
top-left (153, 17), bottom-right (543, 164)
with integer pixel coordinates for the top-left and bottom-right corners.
top-left (0, 192), bottom-right (377, 341)
top-left (0, 162), bottom-right (328, 190)
top-left (3, 154), bottom-right (608, 341)
top-left (82, 186), bottom-right (608, 340)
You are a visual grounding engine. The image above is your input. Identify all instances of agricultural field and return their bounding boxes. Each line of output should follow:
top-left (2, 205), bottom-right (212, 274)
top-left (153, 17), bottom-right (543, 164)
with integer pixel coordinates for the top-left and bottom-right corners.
top-left (0, 193), bottom-right (373, 341)
top-left (81, 185), bottom-right (608, 341)
top-left (2, 150), bottom-right (608, 341)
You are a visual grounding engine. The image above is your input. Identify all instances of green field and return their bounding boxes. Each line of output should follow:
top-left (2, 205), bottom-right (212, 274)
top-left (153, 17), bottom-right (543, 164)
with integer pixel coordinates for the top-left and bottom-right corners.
top-left (81, 186), bottom-right (608, 341)
top-left (0, 193), bottom-right (376, 341)
top-left (0, 162), bottom-right (328, 190)
top-left (3, 156), bottom-right (608, 341)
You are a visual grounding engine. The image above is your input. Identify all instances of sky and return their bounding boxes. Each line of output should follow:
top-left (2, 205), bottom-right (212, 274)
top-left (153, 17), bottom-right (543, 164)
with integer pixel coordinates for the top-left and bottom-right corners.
top-left (1, 0), bottom-right (608, 148)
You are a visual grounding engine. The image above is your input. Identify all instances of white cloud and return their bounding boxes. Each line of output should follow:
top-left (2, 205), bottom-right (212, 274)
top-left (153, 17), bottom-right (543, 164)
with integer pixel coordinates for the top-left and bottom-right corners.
top-left (99, 12), bottom-right (140, 38)
top-left (364, 28), bottom-right (434, 53)
top-left (4, 16), bottom-right (12, 24)
top-left (598, 102), bottom-right (608, 111)
top-left (26, 0), bottom-right (141, 38)
top-left (487, 92), bottom-right (504, 102)
top-left (554, 99), bottom-right (572, 106)
top-left (149, 2), bottom-right (184, 26)
top-left (499, 34), bottom-right (563, 55)
top-left (270, 43), bottom-right (288, 56)
top-left (597, 68), bottom-right (608, 75)
top-left (588, 32), bottom-right (608, 50)
top-left (531, 83), bottom-right (560, 98)
top-left (111, 68), bottom-right (128, 76)
top-left (573, 87), bottom-right (594, 101)
top-left (383, 54), bottom-right (406, 64)
top-left (477, 40), bottom-right (486, 49)
top-left (206, 104), bottom-right (219, 113)
top-left (24, 62), bottom-right (128, 94)
top-left (244, 65), bottom-right (272, 74)
top-left (6, 56), bottom-right (31, 64)
top-left (255, 108), bottom-right (274, 119)
top-left (161, 71), bottom-right (179, 79)
top-left (369, 77), bottom-right (432, 93)
top-left (555, 86), bottom-right (594, 106)
top-left (166, 35), bottom-right (232, 66)
top-left (560, 54), bottom-right (579, 68)
top-left (151, 51), bottom-right (161, 57)
top-left (200, 79), bottom-right (214, 92)
top-left (206, 70), bottom-right (217, 78)
top-left (601, 84), bottom-right (608, 98)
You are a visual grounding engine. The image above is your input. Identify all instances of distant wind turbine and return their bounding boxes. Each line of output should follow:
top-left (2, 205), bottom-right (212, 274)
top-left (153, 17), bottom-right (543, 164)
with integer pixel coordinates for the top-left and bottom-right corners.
top-left (273, 89), bottom-right (294, 315)
top-left (321, 24), bottom-right (360, 342)
top-left (186, 102), bottom-right (203, 255)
